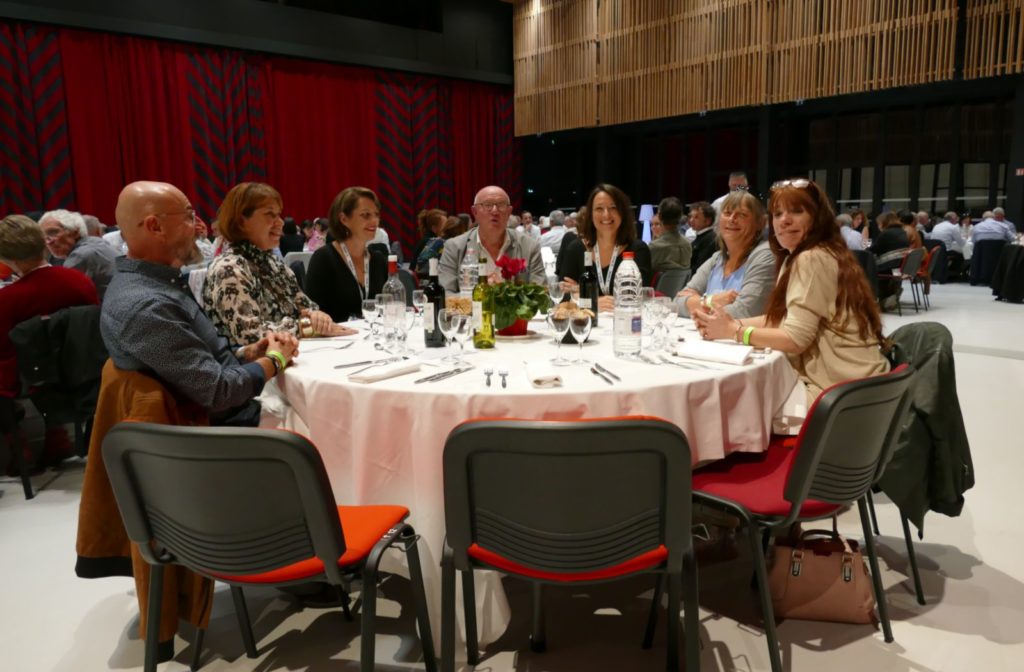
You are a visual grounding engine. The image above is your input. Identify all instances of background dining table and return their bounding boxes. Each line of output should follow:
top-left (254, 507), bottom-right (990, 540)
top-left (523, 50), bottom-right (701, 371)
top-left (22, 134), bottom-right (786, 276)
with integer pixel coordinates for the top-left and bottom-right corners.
top-left (261, 314), bottom-right (801, 648)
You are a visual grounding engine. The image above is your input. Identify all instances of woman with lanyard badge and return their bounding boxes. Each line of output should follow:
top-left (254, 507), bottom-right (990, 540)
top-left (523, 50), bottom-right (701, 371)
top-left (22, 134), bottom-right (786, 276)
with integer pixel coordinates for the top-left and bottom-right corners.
top-left (675, 189), bottom-right (775, 319)
top-left (305, 186), bottom-right (389, 322)
top-left (561, 183), bottom-right (653, 311)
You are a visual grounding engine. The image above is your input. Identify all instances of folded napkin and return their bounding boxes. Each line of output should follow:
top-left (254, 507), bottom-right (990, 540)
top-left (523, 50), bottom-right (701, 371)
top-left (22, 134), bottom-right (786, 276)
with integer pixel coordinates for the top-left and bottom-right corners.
top-left (348, 360), bottom-right (421, 384)
top-left (675, 340), bottom-right (752, 365)
top-left (525, 361), bottom-right (563, 388)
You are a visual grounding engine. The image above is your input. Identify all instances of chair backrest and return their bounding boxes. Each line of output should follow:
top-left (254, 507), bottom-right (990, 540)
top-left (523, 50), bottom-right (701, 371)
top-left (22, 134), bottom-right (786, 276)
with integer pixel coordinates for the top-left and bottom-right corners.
top-left (970, 239), bottom-right (1008, 284)
top-left (398, 268), bottom-right (417, 304)
top-left (283, 251), bottom-right (313, 272)
top-left (10, 305), bottom-right (108, 419)
top-left (102, 423), bottom-right (349, 583)
top-left (782, 365), bottom-right (915, 518)
top-left (852, 249), bottom-right (879, 297)
top-left (925, 245), bottom-right (941, 275)
top-left (899, 247), bottom-right (926, 277)
top-left (655, 269), bottom-right (691, 297)
top-left (289, 260), bottom-right (307, 291)
top-left (443, 417), bottom-right (691, 573)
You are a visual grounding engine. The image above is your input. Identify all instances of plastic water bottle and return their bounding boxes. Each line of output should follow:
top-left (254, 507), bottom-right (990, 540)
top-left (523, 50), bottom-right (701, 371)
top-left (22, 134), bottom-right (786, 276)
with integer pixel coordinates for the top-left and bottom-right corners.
top-left (613, 251), bottom-right (642, 359)
top-left (459, 245), bottom-right (479, 295)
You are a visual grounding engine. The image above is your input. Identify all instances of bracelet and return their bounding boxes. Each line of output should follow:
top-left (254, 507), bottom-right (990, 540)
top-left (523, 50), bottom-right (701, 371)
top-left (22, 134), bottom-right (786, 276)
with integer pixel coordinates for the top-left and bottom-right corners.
top-left (734, 322), bottom-right (744, 343)
top-left (742, 326), bottom-right (755, 346)
top-left (235, 345), bottom-right (247, 361)
top-left (266, 349), bottom-right (288, 372)
top-left (704, 294), bottom-right (714, 309)
top-left (299, 317), bottom-right (317, 338)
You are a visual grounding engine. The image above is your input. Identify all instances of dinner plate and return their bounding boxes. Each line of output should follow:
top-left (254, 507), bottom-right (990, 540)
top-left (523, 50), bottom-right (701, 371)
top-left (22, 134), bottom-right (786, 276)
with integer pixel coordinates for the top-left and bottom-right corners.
top-left (495, 329), bottom-right (543, 341)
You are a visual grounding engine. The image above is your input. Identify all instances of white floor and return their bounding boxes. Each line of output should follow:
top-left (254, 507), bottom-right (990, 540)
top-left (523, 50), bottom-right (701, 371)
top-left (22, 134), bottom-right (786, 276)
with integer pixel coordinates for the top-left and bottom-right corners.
top-left (2, 283), bottom-right (1022, 672)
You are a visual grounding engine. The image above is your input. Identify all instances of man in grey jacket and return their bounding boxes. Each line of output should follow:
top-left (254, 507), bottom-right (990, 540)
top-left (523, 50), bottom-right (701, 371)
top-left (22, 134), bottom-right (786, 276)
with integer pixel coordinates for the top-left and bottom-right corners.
top-left (439, 185), bottom-right (546, 293)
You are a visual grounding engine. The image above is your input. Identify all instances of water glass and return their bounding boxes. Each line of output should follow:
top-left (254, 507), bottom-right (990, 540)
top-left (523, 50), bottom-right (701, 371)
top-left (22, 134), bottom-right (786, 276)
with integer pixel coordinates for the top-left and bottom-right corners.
top-left (547, 274), bottom-right (566, 307)
top-left (547, 313), bottom-right (571, 366)
top-left (569, 314), bottom-right (592, 364)
top-left (451, 313), bottom-right (473, 363)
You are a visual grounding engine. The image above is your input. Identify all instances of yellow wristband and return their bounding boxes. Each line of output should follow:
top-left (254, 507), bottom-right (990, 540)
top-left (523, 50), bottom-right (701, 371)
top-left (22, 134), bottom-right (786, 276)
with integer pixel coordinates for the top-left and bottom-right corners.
top-left (742, 326), bottom-right (755, 346)
top-left (267, 349), bottom-right (288, 371)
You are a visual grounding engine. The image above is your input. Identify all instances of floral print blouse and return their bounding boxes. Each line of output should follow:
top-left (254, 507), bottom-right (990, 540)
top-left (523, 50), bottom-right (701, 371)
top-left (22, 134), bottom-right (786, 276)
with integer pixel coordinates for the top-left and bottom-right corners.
top-left (202, 239), bottom-right (317, 346)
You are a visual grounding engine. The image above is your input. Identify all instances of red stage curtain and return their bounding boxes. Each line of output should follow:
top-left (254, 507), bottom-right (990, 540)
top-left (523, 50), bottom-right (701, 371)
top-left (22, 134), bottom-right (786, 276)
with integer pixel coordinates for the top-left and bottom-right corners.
top-left (0, 18), bottom-right (521, 254)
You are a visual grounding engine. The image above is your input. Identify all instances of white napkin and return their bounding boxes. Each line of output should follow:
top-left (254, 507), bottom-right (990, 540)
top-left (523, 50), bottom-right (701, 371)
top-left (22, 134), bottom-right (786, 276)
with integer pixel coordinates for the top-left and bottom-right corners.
top-left (525, 361), bottom-right (563, 388)
top-left (348, 360), bottom-right (421, 384)
top-left (676, 340), bottom-right (752, 365)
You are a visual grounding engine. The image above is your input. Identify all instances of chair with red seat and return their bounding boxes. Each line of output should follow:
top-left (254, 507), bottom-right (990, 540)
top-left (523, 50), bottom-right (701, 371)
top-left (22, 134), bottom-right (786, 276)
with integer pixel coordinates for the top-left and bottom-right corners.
top-left (101, 423), bottom-right (437, 672)
top-left (441, 417), bottom-right (698, 672)
top-left (690, 365), bottom-right (914, 672)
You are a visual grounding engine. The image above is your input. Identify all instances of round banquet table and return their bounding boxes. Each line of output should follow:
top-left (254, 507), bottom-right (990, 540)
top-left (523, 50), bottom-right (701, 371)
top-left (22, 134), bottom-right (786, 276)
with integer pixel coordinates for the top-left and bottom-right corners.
top-left (262, 315), bottom-right (799, 647)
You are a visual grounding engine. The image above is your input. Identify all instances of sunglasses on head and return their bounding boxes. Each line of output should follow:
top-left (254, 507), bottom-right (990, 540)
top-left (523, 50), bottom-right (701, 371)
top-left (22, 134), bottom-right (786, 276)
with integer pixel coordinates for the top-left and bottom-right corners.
top-left (770, 178), bottom-right (811, 191)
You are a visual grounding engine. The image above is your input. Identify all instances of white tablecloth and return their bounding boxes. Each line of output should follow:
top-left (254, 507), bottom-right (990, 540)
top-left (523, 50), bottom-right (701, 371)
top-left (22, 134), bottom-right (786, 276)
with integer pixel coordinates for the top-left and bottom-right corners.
top-left (262, 316), bottom-right (799, 646)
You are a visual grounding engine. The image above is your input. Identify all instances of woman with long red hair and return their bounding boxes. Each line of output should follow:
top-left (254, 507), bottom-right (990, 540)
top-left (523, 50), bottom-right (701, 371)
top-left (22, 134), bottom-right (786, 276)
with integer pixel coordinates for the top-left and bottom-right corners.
top-left (694, 178), bottom-right (889, 404)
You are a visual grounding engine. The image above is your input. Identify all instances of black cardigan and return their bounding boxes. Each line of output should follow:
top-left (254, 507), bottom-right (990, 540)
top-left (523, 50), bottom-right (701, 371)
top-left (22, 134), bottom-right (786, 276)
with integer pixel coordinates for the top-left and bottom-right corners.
top-left (560, 238), bottom-right (653, 291)
top-left (304, 242), bottom-right (388, 322)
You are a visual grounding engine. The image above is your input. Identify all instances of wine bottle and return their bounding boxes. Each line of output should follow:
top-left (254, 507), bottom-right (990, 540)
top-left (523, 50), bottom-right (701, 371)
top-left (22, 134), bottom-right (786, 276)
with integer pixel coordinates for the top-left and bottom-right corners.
top-left (422, 257), bottom-right (446, 347)
top-left (579, 250), bottom-right (599, 327)
top-left (472, 262), bottom-right (495, 349)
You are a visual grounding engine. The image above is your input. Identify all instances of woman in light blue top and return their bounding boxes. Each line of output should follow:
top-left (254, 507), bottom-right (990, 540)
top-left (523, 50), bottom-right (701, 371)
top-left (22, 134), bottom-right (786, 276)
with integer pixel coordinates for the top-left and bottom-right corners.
top-left (676, 190), bottom-right (776, 318)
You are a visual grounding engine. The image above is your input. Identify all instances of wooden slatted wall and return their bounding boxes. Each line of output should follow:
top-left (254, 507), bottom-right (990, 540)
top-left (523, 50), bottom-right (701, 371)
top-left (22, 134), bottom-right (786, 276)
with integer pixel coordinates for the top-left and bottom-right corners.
top-left (964, 0), bottom-right (1024, 79)
top-left (513, 0), bottom-right (598, 135)
top-left (513, 0), bottom-right (965, 136)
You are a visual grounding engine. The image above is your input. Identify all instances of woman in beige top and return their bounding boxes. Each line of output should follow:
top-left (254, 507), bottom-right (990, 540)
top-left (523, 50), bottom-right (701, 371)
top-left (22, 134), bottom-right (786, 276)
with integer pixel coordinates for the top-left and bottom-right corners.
top-left (695, 178), bottom-right (889, 404)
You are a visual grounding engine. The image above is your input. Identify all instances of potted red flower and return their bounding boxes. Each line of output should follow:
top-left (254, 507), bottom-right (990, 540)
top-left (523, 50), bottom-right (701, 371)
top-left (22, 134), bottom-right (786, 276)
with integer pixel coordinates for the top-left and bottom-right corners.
top-left (489, 255), bottom-right (549, 336)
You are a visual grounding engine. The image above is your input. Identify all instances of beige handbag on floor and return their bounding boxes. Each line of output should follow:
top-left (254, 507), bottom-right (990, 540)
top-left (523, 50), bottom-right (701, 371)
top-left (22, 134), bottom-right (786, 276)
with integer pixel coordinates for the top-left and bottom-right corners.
top-left (767, 523), bottom-right (877, 625)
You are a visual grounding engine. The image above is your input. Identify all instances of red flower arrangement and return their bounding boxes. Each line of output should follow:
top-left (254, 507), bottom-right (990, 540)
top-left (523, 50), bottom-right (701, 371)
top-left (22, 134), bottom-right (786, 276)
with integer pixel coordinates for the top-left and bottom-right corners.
top-left (495, 255), bottom-right (528, 281)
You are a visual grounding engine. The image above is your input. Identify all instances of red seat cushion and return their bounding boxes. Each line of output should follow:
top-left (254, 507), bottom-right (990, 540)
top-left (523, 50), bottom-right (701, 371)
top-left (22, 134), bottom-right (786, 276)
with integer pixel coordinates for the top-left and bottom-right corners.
top-left (209, 504), bottom-right (409, 584)
top-left (692, 438), bottom-right (839, 519)
top-left (467, 543), bottom-right (668, 582)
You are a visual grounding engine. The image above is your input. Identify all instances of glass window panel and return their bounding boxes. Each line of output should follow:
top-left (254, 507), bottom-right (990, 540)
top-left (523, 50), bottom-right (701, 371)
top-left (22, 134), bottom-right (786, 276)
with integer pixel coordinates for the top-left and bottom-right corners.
top-left (919, 164), bottom-right (936, 203)
top-left (885, 165), bottom-right (910, 200)
top-left (841, 168), bottom-right (853, 202)
top-left (861, 167), bottom-right (874, 204)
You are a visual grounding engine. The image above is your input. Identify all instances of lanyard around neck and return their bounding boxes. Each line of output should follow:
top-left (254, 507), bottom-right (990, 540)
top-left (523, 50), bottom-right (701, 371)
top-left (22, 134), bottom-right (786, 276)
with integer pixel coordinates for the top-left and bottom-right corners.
top-left (593, 241), bottom-right (620, 295)
top-left (338, 241), bottom-right (367, 300)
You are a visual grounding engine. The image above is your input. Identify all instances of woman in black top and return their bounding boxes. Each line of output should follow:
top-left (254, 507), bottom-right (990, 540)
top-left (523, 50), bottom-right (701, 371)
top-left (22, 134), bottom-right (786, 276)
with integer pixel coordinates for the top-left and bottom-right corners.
top-left (304, 187), bottom-right (388, 322)
top-left (561, 183), bottom-right (652, 312)
top-left (278, 217), bottom-right (306, 255)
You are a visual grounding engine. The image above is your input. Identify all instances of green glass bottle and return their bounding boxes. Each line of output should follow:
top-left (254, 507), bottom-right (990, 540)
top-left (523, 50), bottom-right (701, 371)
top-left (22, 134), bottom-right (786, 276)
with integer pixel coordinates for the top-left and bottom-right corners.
top-left (472, 262), bottom-right (495, 349)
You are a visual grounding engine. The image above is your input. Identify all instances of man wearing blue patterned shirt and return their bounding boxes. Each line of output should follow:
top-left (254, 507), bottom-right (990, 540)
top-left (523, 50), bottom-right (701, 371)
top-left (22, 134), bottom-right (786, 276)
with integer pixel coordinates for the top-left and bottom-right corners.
top-left (102, 181), bottom-right (298, 423)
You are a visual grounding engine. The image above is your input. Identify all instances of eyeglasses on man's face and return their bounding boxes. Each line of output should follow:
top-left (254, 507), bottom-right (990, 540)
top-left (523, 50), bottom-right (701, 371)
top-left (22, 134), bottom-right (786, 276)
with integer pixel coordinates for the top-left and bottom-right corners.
top-left (139, 208), bottom-right (196, 227)
top-left (474, 201), bottom-right (510, 212)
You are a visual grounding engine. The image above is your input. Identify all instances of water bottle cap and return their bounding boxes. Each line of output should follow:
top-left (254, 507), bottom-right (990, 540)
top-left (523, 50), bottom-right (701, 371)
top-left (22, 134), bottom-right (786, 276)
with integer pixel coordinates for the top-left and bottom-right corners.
top-left (622, 251), bottom-right (635, 260)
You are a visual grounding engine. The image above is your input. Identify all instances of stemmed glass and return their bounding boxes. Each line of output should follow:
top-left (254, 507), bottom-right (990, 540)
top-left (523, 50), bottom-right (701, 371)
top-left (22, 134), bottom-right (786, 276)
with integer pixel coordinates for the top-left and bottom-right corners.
top-left (411, 290), bottom-right (426, 325)
top-left (437, 308), bottom-right (458, 362)
top-left (640, 287), bottom-right (657, 342)
top-left (569, 313), bottom-right (592, 364)
top-left (389, 299), bottom-right (416, 354)
top-left (547, 274), bottom-right (566, 308)
top-left (361, 298), bottom-right (378, 340)
top-left (547, 313), bottom-right (571, 366)
top-left (450, 313), bottom-right (473, 364)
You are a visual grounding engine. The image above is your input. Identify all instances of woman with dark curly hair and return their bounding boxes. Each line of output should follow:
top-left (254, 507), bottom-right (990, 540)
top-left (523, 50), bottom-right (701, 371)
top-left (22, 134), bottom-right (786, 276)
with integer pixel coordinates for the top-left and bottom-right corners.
top-left (560, 183), bottom-right (652, 312)
top-left (695, 178), bottom-right (889, 404)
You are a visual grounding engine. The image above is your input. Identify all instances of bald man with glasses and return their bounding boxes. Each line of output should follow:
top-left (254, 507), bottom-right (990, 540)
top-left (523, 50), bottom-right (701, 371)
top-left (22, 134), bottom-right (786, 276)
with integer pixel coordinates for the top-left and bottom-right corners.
top-left (438, 185), bottom-right (546, 293)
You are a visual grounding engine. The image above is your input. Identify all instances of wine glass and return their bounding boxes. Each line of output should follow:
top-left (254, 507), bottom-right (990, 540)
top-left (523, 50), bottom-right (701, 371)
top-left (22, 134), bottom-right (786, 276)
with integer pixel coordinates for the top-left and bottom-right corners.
top-left (547, 312), bottom-right (571, 366)
top-left (411, 290), bottom-right (426, 324)
top-left (569, 313), bottom-right (592, 364)
top-left (437, 308), bottom-right (457, 362)
top-left (640, 287), bottom-right (657, 340)
top-left (547, 274), bottom-right (565, 308)
top-left (389, 300), bottom-right (415, 354)
top-left (361, 298), bottom-right (377, 340)
top-left (451, 313), bottom-right (473, 363)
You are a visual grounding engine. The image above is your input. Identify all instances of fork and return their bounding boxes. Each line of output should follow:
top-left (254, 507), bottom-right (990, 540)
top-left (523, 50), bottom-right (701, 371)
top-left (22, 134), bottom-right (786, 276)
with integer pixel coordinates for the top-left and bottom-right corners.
top-left (303, 341), bottom-right (355, 352)
top-left (349, 356), bottom-right (402, 375)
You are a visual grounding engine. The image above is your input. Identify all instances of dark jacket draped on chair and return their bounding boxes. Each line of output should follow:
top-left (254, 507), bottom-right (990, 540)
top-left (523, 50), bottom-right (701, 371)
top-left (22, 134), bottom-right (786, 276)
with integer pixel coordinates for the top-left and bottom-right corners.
top-left (878, 322), bottom-right (974, 532)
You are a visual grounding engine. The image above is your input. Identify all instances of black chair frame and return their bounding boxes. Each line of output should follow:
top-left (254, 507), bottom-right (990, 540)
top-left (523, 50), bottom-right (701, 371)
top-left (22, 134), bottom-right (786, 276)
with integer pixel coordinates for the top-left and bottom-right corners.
top-left (692, 366), bottom-right (915, 672)
top-left (102, 423), bottom-right (437, 672)
top-left (441, 417), bottom-right (698, 672)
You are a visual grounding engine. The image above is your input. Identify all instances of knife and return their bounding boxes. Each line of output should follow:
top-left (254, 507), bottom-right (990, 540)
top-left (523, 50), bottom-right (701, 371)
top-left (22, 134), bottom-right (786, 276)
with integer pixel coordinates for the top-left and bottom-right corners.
top-left (415, 367), bottom-right (472, 384)
top-left (430, 367), bottom-right (474, 383)
top-left (590, 366), bottom-right (614, 385)
top-left (593, 362), bottom-right (621, 381)
top-left (333, 359), bottom-right (377, 369)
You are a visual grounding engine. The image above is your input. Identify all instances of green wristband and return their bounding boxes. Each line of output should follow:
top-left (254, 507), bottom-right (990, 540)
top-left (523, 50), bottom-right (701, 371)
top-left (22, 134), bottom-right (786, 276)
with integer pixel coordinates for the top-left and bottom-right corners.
top-left (267, 349), bottom-right (288, 372)
top-left (742, 326), bottom-right (755, 346)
